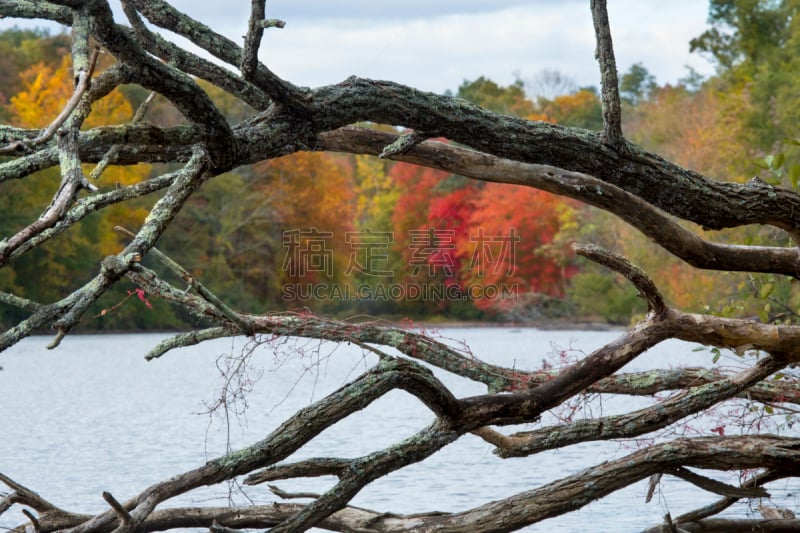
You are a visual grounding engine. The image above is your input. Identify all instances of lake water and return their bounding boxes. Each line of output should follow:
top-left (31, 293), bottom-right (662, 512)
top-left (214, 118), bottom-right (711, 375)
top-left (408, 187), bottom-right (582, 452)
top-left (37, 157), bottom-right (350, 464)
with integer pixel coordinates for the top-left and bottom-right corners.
top-left (1, 328), bottom-right (797, 532)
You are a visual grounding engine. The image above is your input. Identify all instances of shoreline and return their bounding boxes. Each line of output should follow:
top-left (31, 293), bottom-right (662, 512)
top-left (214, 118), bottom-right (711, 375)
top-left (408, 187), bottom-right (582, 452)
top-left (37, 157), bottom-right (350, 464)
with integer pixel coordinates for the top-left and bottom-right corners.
top-left (33, 318), bottom-right (622, 337)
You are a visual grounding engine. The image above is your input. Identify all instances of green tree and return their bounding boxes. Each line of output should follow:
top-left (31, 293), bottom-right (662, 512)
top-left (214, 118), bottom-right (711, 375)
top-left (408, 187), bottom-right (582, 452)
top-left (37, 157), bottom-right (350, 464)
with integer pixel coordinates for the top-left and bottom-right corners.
top-left (691, 0), bottom-right (800, 148)
top-left (537, 88), bottom-right (603, 130)
top-left (690, 0), bottom-right (795, 70)
top-left (619, 62), bottom-right (656, 105)
top-left (456, 76), bottom-right (536, 117)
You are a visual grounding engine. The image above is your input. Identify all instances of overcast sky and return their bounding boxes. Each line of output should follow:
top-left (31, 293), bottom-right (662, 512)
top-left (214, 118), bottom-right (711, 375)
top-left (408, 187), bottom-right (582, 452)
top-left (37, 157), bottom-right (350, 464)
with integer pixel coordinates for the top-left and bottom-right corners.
top-left (2, 1), bottom-right (716, 95)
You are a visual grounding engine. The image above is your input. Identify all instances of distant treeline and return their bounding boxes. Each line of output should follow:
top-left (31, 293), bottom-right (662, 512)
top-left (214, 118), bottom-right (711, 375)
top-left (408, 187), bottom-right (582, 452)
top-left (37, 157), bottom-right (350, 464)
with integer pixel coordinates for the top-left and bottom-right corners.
top-left (3, 4), bottom-right (800, 330)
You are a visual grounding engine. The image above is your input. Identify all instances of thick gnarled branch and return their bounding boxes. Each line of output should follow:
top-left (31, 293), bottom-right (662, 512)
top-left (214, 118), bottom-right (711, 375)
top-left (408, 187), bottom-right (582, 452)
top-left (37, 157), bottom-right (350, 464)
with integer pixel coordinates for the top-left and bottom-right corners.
top-left (476, 355), bottom-right (786, 457)
top-left (59, 357), bottom-right (461, 533)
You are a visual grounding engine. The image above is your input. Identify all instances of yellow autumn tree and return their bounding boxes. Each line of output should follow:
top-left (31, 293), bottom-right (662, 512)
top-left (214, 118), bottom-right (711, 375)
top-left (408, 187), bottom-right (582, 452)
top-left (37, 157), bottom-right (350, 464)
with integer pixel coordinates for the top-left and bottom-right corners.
top-left (622, 83), bottom-right (794, 316)
top-left (12, 54), bottom-right (135, 127)
top-left (4, 53), bottom-right (152, 304)
top-left (12, 53), bottom-right (146, 183)
top-left (537, 89), bottom-right (603, 130)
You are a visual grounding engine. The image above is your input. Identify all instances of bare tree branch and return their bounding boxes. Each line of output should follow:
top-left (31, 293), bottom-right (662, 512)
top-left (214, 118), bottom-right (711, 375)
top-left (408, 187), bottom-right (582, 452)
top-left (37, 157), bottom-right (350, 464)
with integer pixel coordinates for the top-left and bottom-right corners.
top-left (0, 128), bottom-right (94, 265)
top-left (120, 2), bottom-right (271, 110)
top-left (101, 492), bottom-right (132, 527)
top-left (90, 91), bottom-right (155, 181)
top-left (241, 0), bottom-right (267, 81)
top-left (115, 226), bottom-right (254, 332)
top-left (0, 148), bottom-right (207, 351)
top-left (126, 0), bottom-right (307, 113)
top-left (574, 243), bottom-right (667, 313)
top-left (477, 355), bottom-right (787, 457)
top-left (590, 0), bottom-right (624, 149)
top-left (0, 11), bottom-right (98, 154)
top-left (667, 467), bottom-right (769, 499)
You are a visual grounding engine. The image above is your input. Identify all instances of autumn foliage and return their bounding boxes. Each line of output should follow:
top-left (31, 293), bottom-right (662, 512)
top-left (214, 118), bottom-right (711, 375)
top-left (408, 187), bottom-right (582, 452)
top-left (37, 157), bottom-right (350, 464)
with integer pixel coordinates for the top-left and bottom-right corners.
top-left (6, 18), bottom-right (799, 328)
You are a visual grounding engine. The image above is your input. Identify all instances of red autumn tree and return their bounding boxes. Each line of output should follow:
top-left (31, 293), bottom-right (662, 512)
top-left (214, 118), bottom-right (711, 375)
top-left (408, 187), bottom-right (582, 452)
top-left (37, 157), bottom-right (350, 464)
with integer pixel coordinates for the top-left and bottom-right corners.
top-left (461, 183), bottom-right (577, 310)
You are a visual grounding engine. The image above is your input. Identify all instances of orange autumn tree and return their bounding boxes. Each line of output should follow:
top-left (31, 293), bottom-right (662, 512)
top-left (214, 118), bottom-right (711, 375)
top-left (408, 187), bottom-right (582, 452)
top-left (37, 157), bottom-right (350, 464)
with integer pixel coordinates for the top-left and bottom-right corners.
top-left (250, 151), bottom-right (356, 309)
top-left (622, 81), bottom-right (774, 314)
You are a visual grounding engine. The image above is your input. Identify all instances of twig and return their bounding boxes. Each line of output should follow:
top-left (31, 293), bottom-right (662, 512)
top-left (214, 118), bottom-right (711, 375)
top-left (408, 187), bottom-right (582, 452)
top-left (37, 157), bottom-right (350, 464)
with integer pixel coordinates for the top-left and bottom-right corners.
top-left (259, 19), bottom-right (285, 29)
top-left (22, 509), bottom-right (40, 532)
top-left (0, 474), bottom-right (55, 512)
top-left (209, 520), bottom-right (244, 533)
top-left (471, 427), bottom-right (513, 448)
top-left (46, 328), bottom-right (67, 350)
top-left (246, 458), bottom-right (350, 485)
top-left (115, 226), bottom-right (254, 334)
top-left (645, 473), bottom-right (662, 503)
top-left (379, 131), bottom-right (426, 159)
top-left (102, 491), bottom-right (132, 525)
top-left (0, 130), bottom-right (93, 263)
top-left (349, 339), bottom-right (395, 361)
top-left (662, 513), bottom-right (684, 533)
top-left (669, 467), bottom-right (769, 498)
top-left (144, 327), bottom-right (230, 360)
top-left (0, 48), bottom-right (99, 155)
top-left (241, 0), bottom-right (267, 81)
top-left (669, 469), bottom-right (788, 524)
top-left (268, 485), bottom-right (321, 500)
top-left (90, 92), bottom-right (156, 180)
top-left (573, 243), bottom-right (666, 313)
top-left (0, 291), bottom-right (43, 313)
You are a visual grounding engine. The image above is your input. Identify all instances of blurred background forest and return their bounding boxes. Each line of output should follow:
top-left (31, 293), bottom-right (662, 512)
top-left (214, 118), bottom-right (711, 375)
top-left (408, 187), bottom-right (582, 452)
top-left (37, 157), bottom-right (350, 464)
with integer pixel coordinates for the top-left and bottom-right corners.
top-left (3, 1), bottom-right (800, 331)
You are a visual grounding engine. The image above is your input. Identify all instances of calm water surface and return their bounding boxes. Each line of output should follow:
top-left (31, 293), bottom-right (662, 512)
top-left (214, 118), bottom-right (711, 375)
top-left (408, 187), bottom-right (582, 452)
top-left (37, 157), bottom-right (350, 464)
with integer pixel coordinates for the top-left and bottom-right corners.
top-left (1, 328), bottom-right (797, 532)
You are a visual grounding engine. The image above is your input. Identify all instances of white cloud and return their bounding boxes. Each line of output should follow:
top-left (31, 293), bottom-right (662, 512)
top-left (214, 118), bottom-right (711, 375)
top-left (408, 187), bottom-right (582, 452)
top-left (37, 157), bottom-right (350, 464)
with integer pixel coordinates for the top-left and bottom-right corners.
top-left (189, 0), bottom-right (561, 21)
top-left (0, 1), bottom-right (715, 95)
top-left (607, 1), bottom-right (715, 86)
top-left (261, 5), bottom-right (594, 93)
top-left (257, 2), bottom-right (714, 94)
